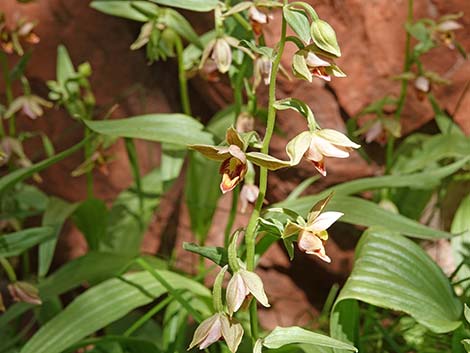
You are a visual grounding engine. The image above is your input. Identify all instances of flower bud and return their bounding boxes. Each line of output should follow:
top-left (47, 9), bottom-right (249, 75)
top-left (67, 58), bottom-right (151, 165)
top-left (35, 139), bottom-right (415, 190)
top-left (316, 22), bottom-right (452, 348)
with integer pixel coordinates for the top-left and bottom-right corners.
top-left (226, 269), bottom-right (270, 316)
top-left (8, 281), bottom-right (42, 305)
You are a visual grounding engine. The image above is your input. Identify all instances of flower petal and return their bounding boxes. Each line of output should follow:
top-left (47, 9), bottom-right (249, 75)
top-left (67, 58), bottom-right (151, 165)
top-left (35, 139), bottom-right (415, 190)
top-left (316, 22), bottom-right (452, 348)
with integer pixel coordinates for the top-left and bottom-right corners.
top-left (188, 313), bottom-right (221, 350)
top-left (305, 52), bottom-right (331, 67)
top-left (315, 129), bottom-right (361, 148)
top-left (240, 269), bottom-right (270, 308)
top-left (312, 135), bottom-right (350, 158)
top-left (220, 315), bottom-right (244, 353)
top-left (226, 272), bottom-right (249, 315)
top-left (307, 211), bottom-right (343, 231)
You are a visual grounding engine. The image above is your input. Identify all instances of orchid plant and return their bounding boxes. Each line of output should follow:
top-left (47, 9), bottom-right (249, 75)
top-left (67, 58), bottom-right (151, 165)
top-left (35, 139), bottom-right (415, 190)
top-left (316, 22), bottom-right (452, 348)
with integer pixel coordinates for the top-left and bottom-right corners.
top-left (0, 1), bottom-right (469, 353)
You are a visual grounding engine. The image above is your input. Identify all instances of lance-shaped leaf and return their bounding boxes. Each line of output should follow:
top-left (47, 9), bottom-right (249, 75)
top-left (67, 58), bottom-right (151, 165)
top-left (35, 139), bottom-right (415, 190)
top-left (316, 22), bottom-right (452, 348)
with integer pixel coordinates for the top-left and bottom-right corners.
top-left (310, 19), bottom-right (341, 57)
top-left (274, 98), bottom-right (317, 129)
top-left (148, 0), bottom-right (218, 12)
top-left (161, 8), bottom-right (202, 48)
top-left (284, 6), bottom-right (311, 44)
top-left (90, 1), bottom-right (159, 21)
top-left (0, 227), bottom-right (55, 258)
top-left (263, 326), bottom-right (357, 351)
top-left (246, 152), bottom-right (291, 170)
top-left (331, 228), bottom-right (462, 344)
top-left (85, 114), bottom-right (213, 146)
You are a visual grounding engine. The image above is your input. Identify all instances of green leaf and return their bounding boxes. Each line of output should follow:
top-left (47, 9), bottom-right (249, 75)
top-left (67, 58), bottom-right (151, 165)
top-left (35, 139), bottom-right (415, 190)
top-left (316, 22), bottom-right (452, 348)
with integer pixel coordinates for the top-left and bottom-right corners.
top-left (101, 169), bottom-right (164, 255)
top-left (451, 194), bottom-right (470, 282)
top-left (39, 252), bottom-right (132, 299)
top-left (310, 19), bottom-right (341, 57)
top-left (275, 195), bottom-right (454, 239)
top-left (39, 198), bottom-right (78, 277)
top-left (0, 138), bottom-right (87, 194)
top-left (73, 198), bottom-right (108, 251)
top-left (274, 98), bottom-right (317, 129)
top-left (148, 0), bottom-right (217, 12)
top-left (0, 227), bottom-right (55, 258)
top-left (85, 114), bottom-right (213, 146)
top-left (90, 1), bottom-right (159, 21)
top-left (263, 326), bottom-right (357, 352)
top-left (332, 228), bottom-right (462, 335)
top-left (284, 7), bottom-right (311, 44)
top-left (22, 270), bottom-right (210, 353)
top-left (185, 152), bottom-right (221, 242)
top-left (183, 242), bottom-right (228, 267)
top-left (329, 299), bottom-right (359, 352)
top-left (393, 133), bottom-right (470, 174)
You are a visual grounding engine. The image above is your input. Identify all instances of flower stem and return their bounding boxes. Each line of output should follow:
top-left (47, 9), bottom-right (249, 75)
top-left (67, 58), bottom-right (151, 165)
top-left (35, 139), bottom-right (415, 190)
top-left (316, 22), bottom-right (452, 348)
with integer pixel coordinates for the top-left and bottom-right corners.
top-left (385, 0), bottom-right (414, 173)
top-left (224, 186), bottom-right (239, 247)
top-left (175, 36), bottom-right (191, 116)
top-left (0, 53), bottom-right (14, 137)
top-left (244, 7), bottom-right (288, 340)
top-left (0, 257), bottom-right (17, 282)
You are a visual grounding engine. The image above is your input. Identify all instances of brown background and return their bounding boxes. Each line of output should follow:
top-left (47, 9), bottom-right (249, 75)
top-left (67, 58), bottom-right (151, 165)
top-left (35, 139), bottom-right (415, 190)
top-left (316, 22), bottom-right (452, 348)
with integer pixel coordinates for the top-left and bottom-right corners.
top-left (1, 0), bottom-right (469, 329)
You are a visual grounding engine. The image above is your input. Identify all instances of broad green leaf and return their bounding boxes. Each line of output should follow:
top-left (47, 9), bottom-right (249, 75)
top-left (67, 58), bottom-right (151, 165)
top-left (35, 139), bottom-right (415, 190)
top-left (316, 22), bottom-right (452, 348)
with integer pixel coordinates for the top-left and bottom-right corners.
top-left (69, 336), bottom-right (162, 353)
top-left (21, 270), bottom-right (210, 353)
top-left (85, 114), bottom-right (213, 146)
top-left (332, 228), bottom-right (462, 335)
top-left (101, 169), bottom-right (163, 255)
top-left (263, 326), bottom-right (357, 352)
top-left (0, 227), bottom-right (55, 257)
top-left (0, 138), bottom-right (87, 193)
top-left (148, 0), bottom-right (218, 12)
top-left (39, 252), bottom-right (132, 299)
top-left (185, 152), bottom-right (221, 242)
top-left (284, 7), bottom-right (311, 44)
top-left (275, 195), bottom-right (454, 239)
top-left (90, 1), bottom-right (159, 22)
top-left (329, 299), bottom-right (359, 353)
top-left (73, 198), bottom-right (108, 251)
top-left (39, 197), bottom-right (78, 277)
top-left (429, 94), bottom-right (464, 136)
top-left (393, 133), bottom-right (470, 174)
top-left (451, 194), bottom-right (470, 282)
top-left (183, 242), bottom-right (228, 267)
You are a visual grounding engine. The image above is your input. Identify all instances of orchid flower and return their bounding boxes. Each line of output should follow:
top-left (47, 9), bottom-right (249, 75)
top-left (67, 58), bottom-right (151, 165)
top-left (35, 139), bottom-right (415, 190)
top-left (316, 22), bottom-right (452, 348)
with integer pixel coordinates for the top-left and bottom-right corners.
top-left (283, 194), bottom-right (342, 263)
top-left (188, 312), bottom-right (243, 352)
top-left (287, 129), bottom-right (360, 176)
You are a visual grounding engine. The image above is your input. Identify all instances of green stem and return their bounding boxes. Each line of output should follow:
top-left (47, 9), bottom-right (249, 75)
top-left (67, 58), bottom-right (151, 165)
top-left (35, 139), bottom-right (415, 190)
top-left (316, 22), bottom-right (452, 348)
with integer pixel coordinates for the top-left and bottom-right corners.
top-left (244, 7), bottom-right (288, 341)
top-left (0, 257), bottom-right (17, 282)
top-left (135, 257), bottom-right (202, 322)
top-left (84, 127), bottom-right (94, 198)
top-left (124, 295), bottom-right (173, 336)
top-left (125, 138), bottom-right (144, 216)
top-left (224, 187), bottom-right (239, 247)
top-left (175, 36), bottom-right (191, 116)
top-left (385, 0), bottom-right (414, 174)
top-left (0, 53), bottom-right (14, 137)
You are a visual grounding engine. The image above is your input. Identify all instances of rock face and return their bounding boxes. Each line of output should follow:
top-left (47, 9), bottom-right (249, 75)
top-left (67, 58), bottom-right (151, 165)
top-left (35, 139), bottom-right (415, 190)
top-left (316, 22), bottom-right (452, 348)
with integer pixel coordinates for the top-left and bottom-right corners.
top-left (1, 0), bottom-right (469, 330)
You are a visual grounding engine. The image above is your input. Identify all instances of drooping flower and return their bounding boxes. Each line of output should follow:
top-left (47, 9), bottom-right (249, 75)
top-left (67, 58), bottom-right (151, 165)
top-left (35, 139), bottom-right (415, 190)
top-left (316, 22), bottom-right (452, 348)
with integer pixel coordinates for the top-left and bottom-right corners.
top-left (248, 6), bottom-right (272, 36)
top-left (4, 95), bottom-right (52, 120)
top-left (190, 127), bottom-right (290, 193)
top-left (287, 129), bottom-right (360, 176)
top-left (235, 112), bottom-right (255, 133)
top-left (414, 76), bottom-right (431, 100)
top-left (200, 36), bottom-right (239, 74)
top-left (8, 281), bottom-right (42, 305)
top-left (253, 56), bottom-right (272, 88)
top-left (434, 19), bottom-right (463, 50)
top-left (292, 49), bottom-right (346, 82)
top-left (190, 127), bottom-right (248, 193)
top-left (283, 194), bottom-right (342, 263)
top-left (226, 268), bottom-right (270, 315)
top-left (188, 312), bottom-right (243, 353)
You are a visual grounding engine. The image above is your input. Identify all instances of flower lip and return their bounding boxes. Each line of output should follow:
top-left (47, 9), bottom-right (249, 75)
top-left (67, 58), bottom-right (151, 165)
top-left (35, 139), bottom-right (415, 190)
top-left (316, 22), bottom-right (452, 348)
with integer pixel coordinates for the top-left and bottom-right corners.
top-left (219, 156), bottom-right (247, 194)
top-left (298, 229), bottom-right (331, 263)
